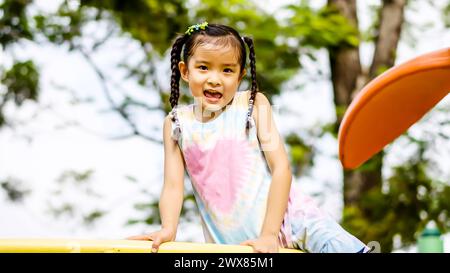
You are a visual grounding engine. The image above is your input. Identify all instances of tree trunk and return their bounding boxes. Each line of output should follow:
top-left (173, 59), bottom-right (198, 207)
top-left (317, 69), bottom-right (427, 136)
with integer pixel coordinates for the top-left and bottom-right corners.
top-left (327, 0), bottom-right (407, 206)
top-left (370, 0), bottom-right (407, 79)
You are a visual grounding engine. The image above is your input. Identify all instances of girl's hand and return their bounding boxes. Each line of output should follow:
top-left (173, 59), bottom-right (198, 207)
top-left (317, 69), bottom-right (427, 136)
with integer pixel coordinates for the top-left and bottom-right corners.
top-left (240, 234), bottom-right (279, 253)
top-left (126, 228), bottom-right (176, 253)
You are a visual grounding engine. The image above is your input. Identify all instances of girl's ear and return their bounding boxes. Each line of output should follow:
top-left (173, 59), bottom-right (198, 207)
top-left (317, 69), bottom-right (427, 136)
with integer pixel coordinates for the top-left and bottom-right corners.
top-left (179, 61), bottom-right (189, 82)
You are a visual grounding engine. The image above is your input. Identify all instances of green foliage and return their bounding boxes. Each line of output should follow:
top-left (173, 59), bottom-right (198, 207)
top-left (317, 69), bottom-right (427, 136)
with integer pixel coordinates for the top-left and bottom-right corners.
top-left (335, 105), bottom-right (347, 122)
top-left (57, 169), bottom-right (95, 184)
top-left (49, 203), bottom-right (75, 218)
top-left (1, 60), bottom-right (39, 105)
top-left (129, 200), bottom-right (160, 225)
top-left (355, 151), bottom-right (384, 173)
top-left (47, 169), bottom-right (105, 228)
top-left (0, 0), bottom-right (33, 48)
top-left (80, 0), bottom-right (189, 55)
top-left (33, 1), bottom-right (89, 47)
top-left (83, 210), bottom-right (105, 226)
top-left (343, 142), bottom-right (450, 252)
top-left (285, 133), bottom-right (314, 176)
top-left (127, 192), bottom-right (197, 227)
top-left (374, 64), bottom-right (391, 77)
top-left (283, 3), bottom-right (360, 49)
top-left (444, 3), bottom-right (450, 27)
top-left (0, 176), bottom-right (30, 202)
top-left (0, 60), bottom-right (39, 126)
top-left (124, 175), bottom-right (138, 183)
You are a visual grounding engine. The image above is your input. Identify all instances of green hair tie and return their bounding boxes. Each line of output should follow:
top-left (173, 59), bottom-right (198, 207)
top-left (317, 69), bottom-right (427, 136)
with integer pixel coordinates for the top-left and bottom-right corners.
top-left (185, 22), bottom-right (208, 35)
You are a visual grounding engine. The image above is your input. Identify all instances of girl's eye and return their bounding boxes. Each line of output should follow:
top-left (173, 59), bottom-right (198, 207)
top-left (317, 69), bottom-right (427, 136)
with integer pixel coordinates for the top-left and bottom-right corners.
top-left (199, 65), bottom-right (208, 70)
top-left (224, 68), bottom-right (233, 73)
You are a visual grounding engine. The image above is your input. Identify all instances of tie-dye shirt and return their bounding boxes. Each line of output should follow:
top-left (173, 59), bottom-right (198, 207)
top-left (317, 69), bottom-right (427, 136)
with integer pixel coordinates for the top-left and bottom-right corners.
top-left (170, 91), bottom-right (367, 252)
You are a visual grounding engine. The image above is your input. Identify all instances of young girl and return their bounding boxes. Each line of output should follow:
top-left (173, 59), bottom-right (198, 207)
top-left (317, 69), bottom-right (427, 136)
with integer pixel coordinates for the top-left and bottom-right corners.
top-left (128, 22), bottom-right (369, 253)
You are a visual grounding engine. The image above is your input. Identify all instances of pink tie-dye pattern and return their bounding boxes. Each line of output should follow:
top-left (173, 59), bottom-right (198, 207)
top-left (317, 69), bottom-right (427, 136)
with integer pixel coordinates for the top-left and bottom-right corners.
top-left (184, 139), bottom-right (251, 214)
top-left (288, 183), bottom-right (325, 219)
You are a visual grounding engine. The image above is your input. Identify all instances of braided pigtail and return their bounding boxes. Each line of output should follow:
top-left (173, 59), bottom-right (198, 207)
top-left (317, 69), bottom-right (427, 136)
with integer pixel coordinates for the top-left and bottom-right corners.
top-left (243, 36), bottom-right (258, 132)
top-left (169, 35), bottom-right (187, 141)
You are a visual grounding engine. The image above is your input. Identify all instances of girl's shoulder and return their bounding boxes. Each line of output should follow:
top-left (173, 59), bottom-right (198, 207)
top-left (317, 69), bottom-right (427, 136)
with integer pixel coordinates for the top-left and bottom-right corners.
top-left (166, 104), bottom-right (194, 144)
top-left (234, 90), bottom-right (268, 107)
top-left (166, 104), bottom-right (195, 129)
top-left (238, 91), bottom-right (271, 122)
top-left (254, 91), bottom-right (270, 106)
top-left (237, 90), bottom-right (270, 105)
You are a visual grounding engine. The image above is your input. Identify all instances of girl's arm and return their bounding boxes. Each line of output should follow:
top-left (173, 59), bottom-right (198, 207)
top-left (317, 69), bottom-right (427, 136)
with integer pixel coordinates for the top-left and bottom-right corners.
top-left (127, 115), bottom-right (185, 252)
top-left (241, 92), bottom-right (292, 252)
top-left (160, 115), bottom-right (186, 236)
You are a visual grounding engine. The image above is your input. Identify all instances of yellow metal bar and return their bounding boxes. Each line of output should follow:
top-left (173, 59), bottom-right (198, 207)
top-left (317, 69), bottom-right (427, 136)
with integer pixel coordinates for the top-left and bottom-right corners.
top-left (0, 239), bottom-right (302, 253)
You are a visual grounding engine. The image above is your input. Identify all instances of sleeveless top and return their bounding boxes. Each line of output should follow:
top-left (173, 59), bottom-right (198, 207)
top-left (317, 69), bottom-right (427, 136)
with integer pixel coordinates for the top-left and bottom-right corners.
top-left (169, 91), bottom-right (333, 249)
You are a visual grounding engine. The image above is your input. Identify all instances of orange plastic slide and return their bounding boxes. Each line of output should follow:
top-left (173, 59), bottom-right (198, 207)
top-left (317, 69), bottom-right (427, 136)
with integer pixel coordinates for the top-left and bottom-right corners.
top-left (338, 48), bottom-right (450, 169)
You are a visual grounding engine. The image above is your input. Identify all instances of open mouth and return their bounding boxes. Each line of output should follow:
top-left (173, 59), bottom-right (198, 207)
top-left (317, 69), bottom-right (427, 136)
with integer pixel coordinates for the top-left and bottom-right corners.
top-left (203, 90), bottom-right (223, 100)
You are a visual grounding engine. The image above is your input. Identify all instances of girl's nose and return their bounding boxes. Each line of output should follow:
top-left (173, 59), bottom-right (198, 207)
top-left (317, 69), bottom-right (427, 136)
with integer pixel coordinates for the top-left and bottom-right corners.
top-left (207, 79), bottom-right (221, 86)
top-left (207, 72), bottom-right (221, 86)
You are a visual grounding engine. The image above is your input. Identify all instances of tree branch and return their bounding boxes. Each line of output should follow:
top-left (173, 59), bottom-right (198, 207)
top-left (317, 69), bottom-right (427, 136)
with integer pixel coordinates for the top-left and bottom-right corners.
top-left (369, 0), bottom-right (407, 79)
top-left (75, 43), bottom-right (162, 144)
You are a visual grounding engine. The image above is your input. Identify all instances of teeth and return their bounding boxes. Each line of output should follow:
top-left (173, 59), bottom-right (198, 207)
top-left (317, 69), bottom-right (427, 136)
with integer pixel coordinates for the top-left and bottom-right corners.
top-left (204, 90), bottom-right (222, 99)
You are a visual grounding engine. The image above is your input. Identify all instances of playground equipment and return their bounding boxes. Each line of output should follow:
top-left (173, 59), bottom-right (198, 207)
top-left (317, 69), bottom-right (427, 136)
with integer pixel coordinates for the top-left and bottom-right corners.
top-left (338, 47), bottom-right (450, 169)
top-left (0, 238), bottom-right (301, 253)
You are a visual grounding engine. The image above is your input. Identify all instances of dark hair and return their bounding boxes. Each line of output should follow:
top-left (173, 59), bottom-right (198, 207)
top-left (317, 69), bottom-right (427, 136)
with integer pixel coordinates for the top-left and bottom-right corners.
top-left (169, 23), bottom-right (258, 132)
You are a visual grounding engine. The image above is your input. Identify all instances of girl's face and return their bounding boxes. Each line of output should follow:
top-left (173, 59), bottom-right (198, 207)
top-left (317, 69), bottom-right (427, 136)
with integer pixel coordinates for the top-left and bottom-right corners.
top-left (179, 42), bottom-right (246, 115)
